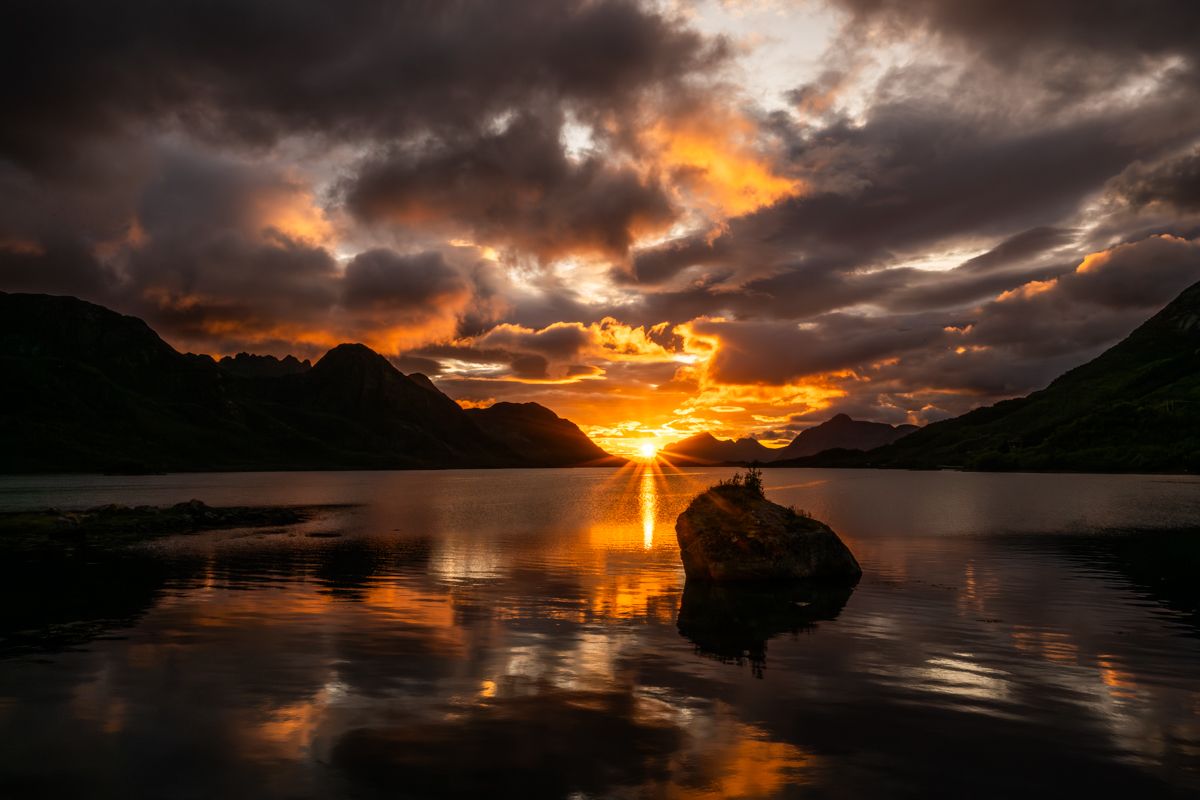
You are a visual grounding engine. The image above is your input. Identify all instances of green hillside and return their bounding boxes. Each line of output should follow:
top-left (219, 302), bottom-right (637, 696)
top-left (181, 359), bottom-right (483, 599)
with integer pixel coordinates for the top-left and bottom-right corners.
top-left (778, 280), bottom-right (1200, 473)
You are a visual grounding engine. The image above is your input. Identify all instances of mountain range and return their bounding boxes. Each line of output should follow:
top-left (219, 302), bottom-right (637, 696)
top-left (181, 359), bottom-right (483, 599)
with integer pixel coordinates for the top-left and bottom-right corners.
top-left (5, 277), bottom-right (1198, 475)
top-left (0, 293), bottom-right (623, 473)
top-left (661, 414), bottom-right (916, 464)
top-left (773, 278), bottom-right (1200, 473)
top-left (661, 432), bottom-right (774, 464)
top-left (771, 414), bottom-right (918, 460)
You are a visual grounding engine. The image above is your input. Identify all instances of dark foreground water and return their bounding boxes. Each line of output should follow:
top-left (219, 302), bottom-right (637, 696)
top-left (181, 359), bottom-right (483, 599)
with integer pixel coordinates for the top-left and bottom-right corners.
top-left (0, 466), bottom-right (1198, 799)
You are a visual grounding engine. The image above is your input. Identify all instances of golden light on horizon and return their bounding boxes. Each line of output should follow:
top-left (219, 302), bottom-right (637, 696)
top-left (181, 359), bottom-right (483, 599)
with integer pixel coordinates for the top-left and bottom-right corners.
top-left (638, 441), bottom-right (658, 460)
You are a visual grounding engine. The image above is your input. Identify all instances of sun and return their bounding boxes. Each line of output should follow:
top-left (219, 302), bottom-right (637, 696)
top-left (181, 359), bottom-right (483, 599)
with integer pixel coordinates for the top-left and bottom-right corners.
top-left (638, 441), bottom-right (658, 460)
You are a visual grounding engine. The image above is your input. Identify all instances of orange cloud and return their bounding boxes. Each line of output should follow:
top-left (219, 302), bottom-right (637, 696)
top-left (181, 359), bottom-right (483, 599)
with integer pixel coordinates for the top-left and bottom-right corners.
top-left (997, 278), bottom-right (1057, 302)
top-left (456, 317), bottom-right (689, 384)
top-left (642, 108), bottom-right (802, 218)
top-left (438, 314), bottom-right (856, 457)
top-left (438, 316), bottom-right (804, 454)
top-left (251, 177), bottom-right (335, 246)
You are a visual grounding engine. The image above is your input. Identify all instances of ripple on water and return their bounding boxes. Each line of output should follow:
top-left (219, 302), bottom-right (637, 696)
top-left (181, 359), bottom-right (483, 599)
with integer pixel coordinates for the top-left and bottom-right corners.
top-left (0, 467), bottom-right (1197, 797)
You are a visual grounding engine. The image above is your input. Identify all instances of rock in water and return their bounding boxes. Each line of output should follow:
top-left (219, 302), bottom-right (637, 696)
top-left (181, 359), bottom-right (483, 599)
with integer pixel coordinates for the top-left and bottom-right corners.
top-left (675, 478), bottom-right (861, 583)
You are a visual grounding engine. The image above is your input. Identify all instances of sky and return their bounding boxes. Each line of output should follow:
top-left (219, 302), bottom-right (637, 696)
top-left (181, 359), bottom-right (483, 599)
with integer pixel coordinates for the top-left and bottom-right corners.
top-left (3, 0), bottom-right (1200, 457)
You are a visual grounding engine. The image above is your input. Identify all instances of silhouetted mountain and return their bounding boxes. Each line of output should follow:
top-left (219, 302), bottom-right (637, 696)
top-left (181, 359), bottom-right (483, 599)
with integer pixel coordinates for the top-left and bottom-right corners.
top-left (0, 293), bottom-right (619, 472)
top-left (663, 416), bottom-right (915, 465)
top-left (776, 279), bottom-right (1200, 472)
top-left (268, 343), bottom-right (516, 467)
top-left (661, 432), bottom-right (774, 464)
top-left (405, 372), bottom-right (444, 394)
top-left (770, 414), bottom-right (916, 461)
top-left (218, 352), bottom-right (310, 378)
top-left (467, 402), bottom-right (625, 467)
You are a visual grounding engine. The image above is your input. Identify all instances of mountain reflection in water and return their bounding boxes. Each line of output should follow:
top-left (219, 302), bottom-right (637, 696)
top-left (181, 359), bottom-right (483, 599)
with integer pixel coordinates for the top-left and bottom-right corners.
top-left (0, 466), bottom-right (1198, 798)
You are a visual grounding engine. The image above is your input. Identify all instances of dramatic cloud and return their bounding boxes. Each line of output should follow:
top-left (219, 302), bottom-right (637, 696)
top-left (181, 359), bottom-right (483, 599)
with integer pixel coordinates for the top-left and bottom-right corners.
top-left (345, 110), bottom-right (676, 259)
top-left (829, 0), bottom-right (1200, 69)
top-left (343, 250), bottom-right (470, 314)
top-left (1, 0), bottom-right (725, 161)
top-left (4, 0), bottom-right (1200, 454)
top-left (1109, 148), bottom-right (1200, 214)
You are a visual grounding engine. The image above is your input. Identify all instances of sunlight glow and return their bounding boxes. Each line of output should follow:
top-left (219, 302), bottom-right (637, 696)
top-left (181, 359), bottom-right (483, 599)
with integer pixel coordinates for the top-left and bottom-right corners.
top-left (643, 112), bottom-right (802, 217)
top-left (640, 467), bottom-right (656, 550)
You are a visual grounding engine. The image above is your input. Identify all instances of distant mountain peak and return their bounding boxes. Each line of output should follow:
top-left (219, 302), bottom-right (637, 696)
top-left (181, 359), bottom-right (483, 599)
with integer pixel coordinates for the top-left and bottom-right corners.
top-left (662, 431), bottom-right (772, 464)
top-left (771, 414), bottom-right (915, 461)
top-left (405, 372), bottom-right (442, 394)
top-left (317, 342), bottom-right (386, 364)
top-left (218, 352), bottom-right (311, 378)
top-left (486, 401), bottom-right (558, 420)
top-left (308, 343), bottom-right (405, 384)
top-left (466, 401), bottom-right (623, 466)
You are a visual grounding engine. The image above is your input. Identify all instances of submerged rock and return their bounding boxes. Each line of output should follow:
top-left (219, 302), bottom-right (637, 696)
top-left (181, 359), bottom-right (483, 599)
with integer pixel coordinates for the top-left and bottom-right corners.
top-left (674, 473), bottom-right (861, 583)
top-left (0, 501), bottom-right (324, 544)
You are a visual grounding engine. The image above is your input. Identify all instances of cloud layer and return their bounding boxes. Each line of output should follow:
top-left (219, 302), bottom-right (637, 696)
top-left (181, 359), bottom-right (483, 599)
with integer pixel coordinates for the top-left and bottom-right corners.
top-left (3, 0), bottom-right (1200, 455)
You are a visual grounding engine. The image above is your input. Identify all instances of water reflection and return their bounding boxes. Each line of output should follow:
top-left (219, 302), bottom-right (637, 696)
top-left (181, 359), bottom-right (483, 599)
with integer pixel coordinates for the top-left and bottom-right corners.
top-left (641, 465), bottom-right (656, 550)
top-left (0, 469), bottom-right (1197, 797)
top-left (677, 581), bottom-right (854, 677)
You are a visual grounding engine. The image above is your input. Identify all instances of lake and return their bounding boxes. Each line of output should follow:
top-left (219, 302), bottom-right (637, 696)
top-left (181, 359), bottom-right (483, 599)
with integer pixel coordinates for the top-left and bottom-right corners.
top-left (0, 466), bottom-right (1198, 798)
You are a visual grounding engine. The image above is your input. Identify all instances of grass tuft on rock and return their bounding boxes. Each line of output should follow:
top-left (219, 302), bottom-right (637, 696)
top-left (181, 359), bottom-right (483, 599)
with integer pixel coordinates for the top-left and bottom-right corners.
top-left (713, 467), bottom-right (765, 497)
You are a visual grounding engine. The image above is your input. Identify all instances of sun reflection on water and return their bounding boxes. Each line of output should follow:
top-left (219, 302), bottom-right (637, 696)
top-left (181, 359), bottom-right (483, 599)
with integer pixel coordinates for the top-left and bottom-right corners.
top-left (6, 470), bottom-right (1200, 797)
top-left (640, 467), bottom-right (657, 550)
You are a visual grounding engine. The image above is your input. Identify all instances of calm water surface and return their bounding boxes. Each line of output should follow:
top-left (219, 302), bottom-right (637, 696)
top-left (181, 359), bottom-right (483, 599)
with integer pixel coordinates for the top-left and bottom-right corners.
top-left (1, 467), bottom-right (1199, 798)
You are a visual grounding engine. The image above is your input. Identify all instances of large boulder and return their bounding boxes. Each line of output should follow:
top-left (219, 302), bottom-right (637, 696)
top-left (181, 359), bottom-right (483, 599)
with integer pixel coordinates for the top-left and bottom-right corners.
top-left (675, 477), bottom-right (861, 583)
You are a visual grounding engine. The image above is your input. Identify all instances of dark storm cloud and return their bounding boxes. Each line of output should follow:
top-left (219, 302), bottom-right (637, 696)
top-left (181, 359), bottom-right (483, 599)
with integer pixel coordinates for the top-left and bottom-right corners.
top-left (475, 324), bottom-right (592, 361)
top-left (1109, 148), bottom-right (1200, 213)
top-left (874, 235), bottom-right (1200, 415)
top-left (403, 342), bottom-right (542, 382)
top-left (510, 354), bottom-right (551, 380)
top-left (1, 0), bottom-right (725, 167)
top-left (624, 236), bottom-right (730, 285)
top-left (345, 110), bottom-right (676, 258)
top-left (829, 0), bottom-right (1200, 71)
top-left (626, 230), bottom-right (1076, 326)
top-left (417, 0), bottom-right (1200, 426)
top-left (343, 250), bottom-right (469, 312)
top-left (879, 263), bottom-right (1071, 314)
top-left (965, 235), bottom-right (1200, 350)
top-left (879, 228), bottom-right (1081, 313)
top-left (624, 259), bottom-right (902, 325)
top-left (127, 235), bottom-right (340, 349)
top-left (0, 238), bottom-right (115, 299)
top-left (0, 0), bottom-right (731, 355)
top-left (607, 46), bottom-right (1200, 406)
top-left (629, 85), bottom-right (1197, 294)
top-left (121, 149), bottom-right (340, 332)
top-left (683, 234), bottom-right (1199, 426)
top-left (956, 227), bottom-right (1075, 274)
top-left (696, 313), bottom-right (951, 385)
top-left (406, 321), bottom-right (596, 381)
top-left (0, 141), bottom-right (156, 248)
top-left (0, 138), bottom-right (346, 351)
